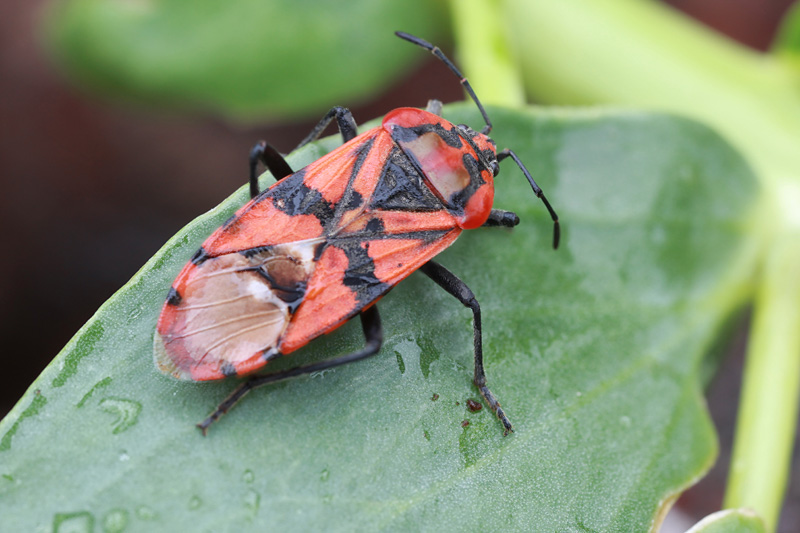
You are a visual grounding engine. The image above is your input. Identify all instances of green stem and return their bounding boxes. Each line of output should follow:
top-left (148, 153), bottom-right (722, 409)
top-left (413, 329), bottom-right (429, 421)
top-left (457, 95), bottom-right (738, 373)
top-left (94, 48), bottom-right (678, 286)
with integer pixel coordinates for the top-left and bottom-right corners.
top-left (725, 185), bottom-right (800, 532)
top-left (503, 0), bottom-right (800, 186)
top-left (448, 0), bottom-right (525, 107)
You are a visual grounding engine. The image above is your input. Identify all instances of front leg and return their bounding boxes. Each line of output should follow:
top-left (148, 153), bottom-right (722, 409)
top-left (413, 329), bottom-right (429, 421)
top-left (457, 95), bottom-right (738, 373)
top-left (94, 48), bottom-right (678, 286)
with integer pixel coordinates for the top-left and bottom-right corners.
top-left (482, 209), bottom-right (519, 228)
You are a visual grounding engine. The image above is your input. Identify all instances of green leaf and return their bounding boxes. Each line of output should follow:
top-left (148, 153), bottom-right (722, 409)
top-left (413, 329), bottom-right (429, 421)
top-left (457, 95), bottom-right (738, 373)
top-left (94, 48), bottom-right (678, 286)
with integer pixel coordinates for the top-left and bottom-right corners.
top-left (0, 105), bottom-right (758, 530)
top-left (687, 509), bottom-right (766, 533)
top-left (773, 1), bottom-right (800, 72)
top-left (43, 0), bottom-right (447, 119)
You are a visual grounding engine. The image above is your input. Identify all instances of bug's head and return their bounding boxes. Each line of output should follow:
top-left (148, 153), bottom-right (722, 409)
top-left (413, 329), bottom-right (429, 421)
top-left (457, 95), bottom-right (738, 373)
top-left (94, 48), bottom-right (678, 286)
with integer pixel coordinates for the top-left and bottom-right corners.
top-left (383, 108), bottom-right (497, 229)
top-left (395, 31), bottom-right (561, 248)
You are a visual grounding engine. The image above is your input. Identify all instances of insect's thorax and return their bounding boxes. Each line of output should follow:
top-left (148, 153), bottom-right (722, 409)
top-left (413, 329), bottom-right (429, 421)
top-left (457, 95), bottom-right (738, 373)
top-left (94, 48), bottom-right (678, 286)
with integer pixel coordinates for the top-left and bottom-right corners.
top-left (383, 108), bottom-right (496, 229)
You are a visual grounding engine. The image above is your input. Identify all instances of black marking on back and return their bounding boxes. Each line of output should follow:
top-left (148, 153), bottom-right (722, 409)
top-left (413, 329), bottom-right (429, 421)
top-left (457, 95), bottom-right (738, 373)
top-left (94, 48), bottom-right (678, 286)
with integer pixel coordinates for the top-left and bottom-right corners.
top-left (371, 147), bottom-right (442, 212)
top-left (262, 347), bottom-right (281, 362)
top-left (191, 247), bottom-right (209, 266)
top-left (332, 229), bottom-right (450, 248)
top-left (220, 362), bottom-right (237, 377)
top-left (447, 153), bottom-right (485, 210)
top-left (166, 287), bottom-right (182, 306)
top-left (267, 169), bottom-right (335, 224)
top-left (391, 122), bottom-right (463, 148)
top-left (241, 245), bottom-right (270, 259)
top-left (221, 214), bottom-right (237, 229)
top-left (337, 241), bottom-right (390, 305)
top-left (365, 217), bottom-right (384, 233)
top-left (329, 138), bottom-right (375, 231)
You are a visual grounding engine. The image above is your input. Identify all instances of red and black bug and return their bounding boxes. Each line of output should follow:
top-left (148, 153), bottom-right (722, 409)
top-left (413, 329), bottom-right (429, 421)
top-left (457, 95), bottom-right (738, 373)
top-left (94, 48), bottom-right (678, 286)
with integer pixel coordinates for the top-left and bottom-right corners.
top-left (154, 32), bottom-right (559, 435)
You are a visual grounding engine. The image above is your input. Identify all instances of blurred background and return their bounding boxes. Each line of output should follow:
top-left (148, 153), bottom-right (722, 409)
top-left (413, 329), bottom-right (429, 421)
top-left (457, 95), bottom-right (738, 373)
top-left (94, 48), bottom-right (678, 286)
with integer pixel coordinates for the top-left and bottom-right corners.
top-left (0, 0), bottom-right (797, 529)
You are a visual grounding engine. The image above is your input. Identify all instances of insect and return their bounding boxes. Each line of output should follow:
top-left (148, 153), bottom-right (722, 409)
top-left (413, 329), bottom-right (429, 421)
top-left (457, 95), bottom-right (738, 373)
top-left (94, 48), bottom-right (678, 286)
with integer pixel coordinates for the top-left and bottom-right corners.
top-left (154, 31), bottom-right (559, 436)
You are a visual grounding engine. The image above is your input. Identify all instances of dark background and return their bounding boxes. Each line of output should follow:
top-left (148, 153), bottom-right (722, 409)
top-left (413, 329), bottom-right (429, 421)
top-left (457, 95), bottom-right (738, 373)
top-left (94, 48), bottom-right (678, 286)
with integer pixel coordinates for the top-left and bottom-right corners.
top-left (1, 0), bottom-right (797, 528)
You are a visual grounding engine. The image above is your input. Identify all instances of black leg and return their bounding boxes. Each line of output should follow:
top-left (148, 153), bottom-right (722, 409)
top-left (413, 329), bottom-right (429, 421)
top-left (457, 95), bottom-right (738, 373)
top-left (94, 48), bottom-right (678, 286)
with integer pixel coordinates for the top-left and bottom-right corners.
top-left (248, 107), bottom-right (359, 198)
top-left (293, 106), bottom-right (359, 152)
top-left (249, 141), bottom-right (294, 198)
top-left (419, 260), bottom-right (514, 435)
top-left (482, 209), bottom-right (520, 228)
top-left (197, 305), bottom-right (383, 435)
top-left (424, 99), bottom-right (443, 116)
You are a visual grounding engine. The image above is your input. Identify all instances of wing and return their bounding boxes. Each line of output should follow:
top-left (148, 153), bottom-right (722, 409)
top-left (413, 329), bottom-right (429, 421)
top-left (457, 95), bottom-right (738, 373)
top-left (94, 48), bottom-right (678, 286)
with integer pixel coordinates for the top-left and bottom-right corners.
top-left (155, 128), bottom-right (393, 380)
top-left (154, 240), bottom-right (319, 381)
top-left (155, 127), bottom-right (464, 377)
top-left (201, 128), bottom-right (394, 256)
top-left (278, 145), bottom-right (464, 352)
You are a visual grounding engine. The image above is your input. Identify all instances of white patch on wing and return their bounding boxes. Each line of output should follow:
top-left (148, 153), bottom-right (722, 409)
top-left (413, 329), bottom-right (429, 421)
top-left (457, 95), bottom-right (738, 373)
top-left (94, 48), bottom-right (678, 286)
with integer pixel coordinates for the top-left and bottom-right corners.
top-left (156, 241), bottom-right (321, 378)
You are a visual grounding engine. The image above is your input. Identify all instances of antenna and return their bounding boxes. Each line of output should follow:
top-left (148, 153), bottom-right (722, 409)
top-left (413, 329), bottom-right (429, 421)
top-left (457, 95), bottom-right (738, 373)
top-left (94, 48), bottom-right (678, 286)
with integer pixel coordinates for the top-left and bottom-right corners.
top-left (395, 31), bottom-right (493, 135)
top-left (397, 31), bottom-right (560, 249)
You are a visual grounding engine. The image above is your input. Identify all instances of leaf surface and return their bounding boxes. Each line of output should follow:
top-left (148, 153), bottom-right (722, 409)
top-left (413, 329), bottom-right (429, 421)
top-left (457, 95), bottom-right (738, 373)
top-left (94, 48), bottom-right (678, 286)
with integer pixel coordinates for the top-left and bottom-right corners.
top-left (0, 105), bottom-right (759, 531)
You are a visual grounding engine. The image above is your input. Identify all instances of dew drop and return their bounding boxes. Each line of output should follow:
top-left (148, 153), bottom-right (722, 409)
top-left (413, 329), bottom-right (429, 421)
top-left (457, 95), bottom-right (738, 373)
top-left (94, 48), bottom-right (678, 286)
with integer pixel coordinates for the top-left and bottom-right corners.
top-left (127, 306), bottom-right (142, 321)
top-left (244, 489), bottom-right (261, 514)
top-left (53, 511), bottom-right (94, 533)
top-left (242, 469), bottom-right (255, 484)
top-left (188, 495), bottom-right (202, 510)
top-left (135, 505), bottom-right (157, 520)
top-left (320, 468), bottom-right (329, 482)
top-left (102, 508), bottom-right (129, 533)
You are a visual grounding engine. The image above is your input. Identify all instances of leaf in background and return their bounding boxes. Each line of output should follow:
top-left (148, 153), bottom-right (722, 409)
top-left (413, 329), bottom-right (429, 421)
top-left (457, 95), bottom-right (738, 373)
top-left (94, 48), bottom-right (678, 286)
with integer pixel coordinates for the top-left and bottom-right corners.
top-left (0, 105), bottom-right (759, 530)
top-left (687, 509), bottom-right (766, 533)
top-left (43, 0), bottom-right (447, 119)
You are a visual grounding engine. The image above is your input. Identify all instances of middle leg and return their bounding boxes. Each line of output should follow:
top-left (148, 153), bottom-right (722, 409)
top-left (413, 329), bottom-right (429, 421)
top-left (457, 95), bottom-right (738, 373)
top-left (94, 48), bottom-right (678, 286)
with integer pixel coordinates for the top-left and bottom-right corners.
top-left (419, 260), bottom-right (514, 435)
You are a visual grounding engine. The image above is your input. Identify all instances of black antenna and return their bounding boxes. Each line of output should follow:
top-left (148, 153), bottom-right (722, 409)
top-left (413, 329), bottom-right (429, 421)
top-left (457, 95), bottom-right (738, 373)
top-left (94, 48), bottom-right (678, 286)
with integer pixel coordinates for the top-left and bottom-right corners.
top-left (498, 150), bottom-right (560, 249)
top-left (395, 31), bottom-right (493, 135)
top-left (397, 31), bottom-right (560, 250)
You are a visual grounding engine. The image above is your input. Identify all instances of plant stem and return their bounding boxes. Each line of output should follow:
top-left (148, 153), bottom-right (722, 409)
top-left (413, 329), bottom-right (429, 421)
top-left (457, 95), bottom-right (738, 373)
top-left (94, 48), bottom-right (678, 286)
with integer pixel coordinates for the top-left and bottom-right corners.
top-left (448, 0), bottom-right (525, 107)
top-left (725, 184), bottom-right (800, 532)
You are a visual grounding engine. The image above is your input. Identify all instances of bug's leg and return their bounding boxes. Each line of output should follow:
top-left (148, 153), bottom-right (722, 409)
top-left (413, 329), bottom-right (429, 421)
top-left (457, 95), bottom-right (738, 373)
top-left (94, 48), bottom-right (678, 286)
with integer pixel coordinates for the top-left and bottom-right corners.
top-left (425, 99), bottom-right (443, 116)
top-left (293, 106), bottom-right (359, 151)
top-left (482, 209), bottom-right (520, 228)
top-left (197, 305), bottom-right (383, 435)
top-left (419, 260), bottom-right (514, 435)
top-left (248, 141), bottom-right (294, 198)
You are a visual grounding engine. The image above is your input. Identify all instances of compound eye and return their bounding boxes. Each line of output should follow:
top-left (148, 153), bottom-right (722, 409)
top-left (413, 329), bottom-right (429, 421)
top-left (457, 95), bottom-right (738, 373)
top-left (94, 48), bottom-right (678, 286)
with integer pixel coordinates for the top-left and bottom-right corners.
top-left (489, 160), bottom-right (500, 177)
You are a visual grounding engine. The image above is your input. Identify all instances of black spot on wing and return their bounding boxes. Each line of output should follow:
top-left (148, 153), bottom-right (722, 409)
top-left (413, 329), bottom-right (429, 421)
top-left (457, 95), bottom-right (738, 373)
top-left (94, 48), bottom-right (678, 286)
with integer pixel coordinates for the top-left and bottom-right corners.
top-left (166, 287), bottom-right (182, 306)
top-left (268, 169), bottom-right (335, 224)
top-left (220, 362), bottom-right (237, 377)
top-left (371, 147), bottom-right (442, 212)
top-left (365, 217), bottom-right (384, 233)
top-left (191, 247), bottom-right (209, 266)
top-left (337, 241), bottom-right (390, 305)
top-left (330, 138), bottom-right (374, 229)
top-left (262, 347), bottom-right (281, 362)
